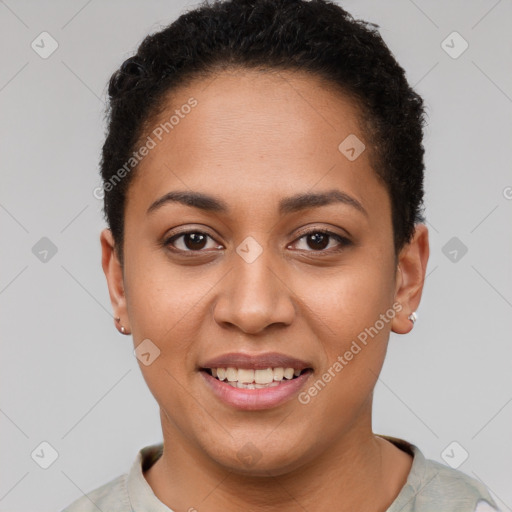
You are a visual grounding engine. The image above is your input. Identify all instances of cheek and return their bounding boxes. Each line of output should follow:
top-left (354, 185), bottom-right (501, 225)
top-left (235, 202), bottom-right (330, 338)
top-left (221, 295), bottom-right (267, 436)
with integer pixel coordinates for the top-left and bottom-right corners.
top-left (292, 262), bottom-right (394, 409)
top-left (297, 261), bottom-right (395, 344)
top-left (124, 247), bottom-right (210, 343)
top-left (123, 260), bottom-right (210, 413)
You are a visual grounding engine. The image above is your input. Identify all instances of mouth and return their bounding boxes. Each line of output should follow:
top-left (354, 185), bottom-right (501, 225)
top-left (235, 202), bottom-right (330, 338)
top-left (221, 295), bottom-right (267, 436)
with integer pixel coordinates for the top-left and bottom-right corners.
top-left (199, 366), bottom-right (313, 411)
top-left (198, 352), bottom-right (314, 409)
top-left (200, 366), bottom-right (313, 389)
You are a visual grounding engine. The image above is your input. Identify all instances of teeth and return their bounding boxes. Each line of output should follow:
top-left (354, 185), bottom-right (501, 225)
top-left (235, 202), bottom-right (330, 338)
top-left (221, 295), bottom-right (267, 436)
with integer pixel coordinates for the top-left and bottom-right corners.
top-left (226, 367), bottom-right (238, 382)
top-left (254, 368), bottom-right (274, 384)
top-left (273, 367), bottom-right (284, 381)
top-left (209, 366), bottom-right (303, 383)
top-left (283, 368), bottom-right (294, 380)
top-left (225, 381), bottom-right (281, 389)
top-left (237, 368), bottom-right (255, 383)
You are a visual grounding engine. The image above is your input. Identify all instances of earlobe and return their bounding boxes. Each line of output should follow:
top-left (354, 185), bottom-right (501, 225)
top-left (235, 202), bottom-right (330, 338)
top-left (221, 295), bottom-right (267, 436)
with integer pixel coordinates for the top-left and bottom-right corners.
top-left (391, 223), bottom-right (429, 335)
top-left (100, 228), bottom-right (131, 334)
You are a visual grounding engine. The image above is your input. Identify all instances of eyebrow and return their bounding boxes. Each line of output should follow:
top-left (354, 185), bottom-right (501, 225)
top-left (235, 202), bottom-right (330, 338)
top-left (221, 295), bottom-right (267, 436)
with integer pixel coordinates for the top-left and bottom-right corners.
top-left (146, 189), bottom-right (368, 217)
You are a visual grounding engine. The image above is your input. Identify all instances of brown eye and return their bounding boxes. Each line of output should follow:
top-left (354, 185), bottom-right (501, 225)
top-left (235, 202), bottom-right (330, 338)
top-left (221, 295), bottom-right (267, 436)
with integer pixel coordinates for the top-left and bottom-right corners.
top-left (291, 229), bottom-right (351, 253)
top-left (166, 231), bottom-right (222, 252)
top-left (305, 232), bottom-right (330, 251)
top-left (182, 233), bottom-right (207, 250)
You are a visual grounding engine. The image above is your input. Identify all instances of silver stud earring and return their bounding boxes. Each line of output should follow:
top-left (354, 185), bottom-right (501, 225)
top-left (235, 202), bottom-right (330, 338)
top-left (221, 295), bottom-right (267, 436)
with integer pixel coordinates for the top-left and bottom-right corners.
top-left (408, 311), bottom-right (417, 324)
top-left (115, 317), bottom-right (127, 334)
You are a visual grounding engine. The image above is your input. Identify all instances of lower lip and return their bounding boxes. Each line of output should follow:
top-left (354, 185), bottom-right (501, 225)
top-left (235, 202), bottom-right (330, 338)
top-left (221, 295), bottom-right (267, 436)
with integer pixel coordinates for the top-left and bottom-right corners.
top-left (200, 370), bottom-right (313, 410)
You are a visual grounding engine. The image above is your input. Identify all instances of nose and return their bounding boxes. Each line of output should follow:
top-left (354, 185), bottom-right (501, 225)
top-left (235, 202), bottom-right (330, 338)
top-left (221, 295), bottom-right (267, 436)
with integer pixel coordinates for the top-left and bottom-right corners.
top-left (212, 244), bottom-right (296, 334)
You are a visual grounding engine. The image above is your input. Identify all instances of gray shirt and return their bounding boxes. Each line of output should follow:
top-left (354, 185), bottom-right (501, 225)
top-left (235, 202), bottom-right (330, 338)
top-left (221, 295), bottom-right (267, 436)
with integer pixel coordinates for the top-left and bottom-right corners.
top-left (61, 435), bottom-right (500, 512)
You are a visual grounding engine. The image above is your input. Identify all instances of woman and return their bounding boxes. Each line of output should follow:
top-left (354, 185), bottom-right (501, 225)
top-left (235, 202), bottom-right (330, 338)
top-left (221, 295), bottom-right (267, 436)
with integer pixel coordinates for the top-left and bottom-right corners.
top-left (62, 0), bottom-right (500, 510)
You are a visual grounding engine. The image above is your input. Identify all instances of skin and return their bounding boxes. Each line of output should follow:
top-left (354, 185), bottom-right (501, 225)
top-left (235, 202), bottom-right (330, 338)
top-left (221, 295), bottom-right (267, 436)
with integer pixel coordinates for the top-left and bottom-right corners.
top-left (101, 68), bottom-right (429, 511)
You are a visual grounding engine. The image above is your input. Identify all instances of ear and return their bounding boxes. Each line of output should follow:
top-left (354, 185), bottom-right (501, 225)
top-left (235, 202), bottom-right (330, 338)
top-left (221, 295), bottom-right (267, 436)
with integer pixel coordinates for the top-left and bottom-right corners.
top-left (100, 228), bottom-right (130, 333)
top-left (391, 223), bottom-right (429, 335)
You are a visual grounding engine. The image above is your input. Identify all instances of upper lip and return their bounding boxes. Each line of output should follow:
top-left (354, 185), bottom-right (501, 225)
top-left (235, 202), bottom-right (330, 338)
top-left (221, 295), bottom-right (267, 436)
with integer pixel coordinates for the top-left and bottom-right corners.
top-left (200, 352), bottom-right (313, 371)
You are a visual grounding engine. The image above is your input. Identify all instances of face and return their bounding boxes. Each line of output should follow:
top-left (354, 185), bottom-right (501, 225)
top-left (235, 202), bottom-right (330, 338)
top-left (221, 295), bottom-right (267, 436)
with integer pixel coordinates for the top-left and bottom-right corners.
top-left (102, 68), bottom-right (428, 476)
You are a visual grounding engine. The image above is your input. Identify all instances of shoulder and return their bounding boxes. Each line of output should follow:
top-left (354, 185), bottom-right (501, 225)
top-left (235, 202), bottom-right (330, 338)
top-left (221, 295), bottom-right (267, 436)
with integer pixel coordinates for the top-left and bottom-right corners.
top-left (60, 473), bottom-right (131, 512)
top-left (379, 435), bottom-right (501, 512)
top-left (417, 457), bottom-right (500, 512)
top-left (60, 443), bottom-right (164, 512)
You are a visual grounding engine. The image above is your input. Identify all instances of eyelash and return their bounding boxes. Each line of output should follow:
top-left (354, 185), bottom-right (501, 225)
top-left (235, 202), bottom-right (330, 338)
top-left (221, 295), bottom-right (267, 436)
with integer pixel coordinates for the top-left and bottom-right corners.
top-left (164, 228), bottom-right (352, 256)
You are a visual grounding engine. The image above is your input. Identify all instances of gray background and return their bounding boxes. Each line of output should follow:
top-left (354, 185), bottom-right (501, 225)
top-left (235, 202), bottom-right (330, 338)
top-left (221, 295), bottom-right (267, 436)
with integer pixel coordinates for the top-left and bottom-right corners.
top-left (1, 1), bottom-right (511, 511)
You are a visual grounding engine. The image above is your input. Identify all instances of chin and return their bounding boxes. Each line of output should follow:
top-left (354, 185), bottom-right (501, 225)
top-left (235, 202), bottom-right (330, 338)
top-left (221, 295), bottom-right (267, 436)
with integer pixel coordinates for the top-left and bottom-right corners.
top-left (203, 435), bottom-right (313, 478)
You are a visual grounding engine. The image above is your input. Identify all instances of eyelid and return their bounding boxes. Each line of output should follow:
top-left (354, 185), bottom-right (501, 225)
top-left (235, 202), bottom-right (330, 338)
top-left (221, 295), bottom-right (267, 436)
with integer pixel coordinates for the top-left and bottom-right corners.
top-left (292, 224), bottom-right (352, 241)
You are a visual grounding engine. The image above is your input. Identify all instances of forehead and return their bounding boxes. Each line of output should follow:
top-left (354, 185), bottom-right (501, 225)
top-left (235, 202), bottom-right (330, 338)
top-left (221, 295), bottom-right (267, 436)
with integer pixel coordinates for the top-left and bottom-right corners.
top-left (126, 68), bottom-right (388, 220)
top-left (151, 68), bottom-right (364, 155)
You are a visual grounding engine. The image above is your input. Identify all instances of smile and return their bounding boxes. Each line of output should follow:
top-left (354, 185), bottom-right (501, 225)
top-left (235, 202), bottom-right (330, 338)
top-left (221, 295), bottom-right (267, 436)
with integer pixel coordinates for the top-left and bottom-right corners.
top-left (199, 367), bottom-right (313, 410)
top-left (203, 367), bottom-right (309, 389)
